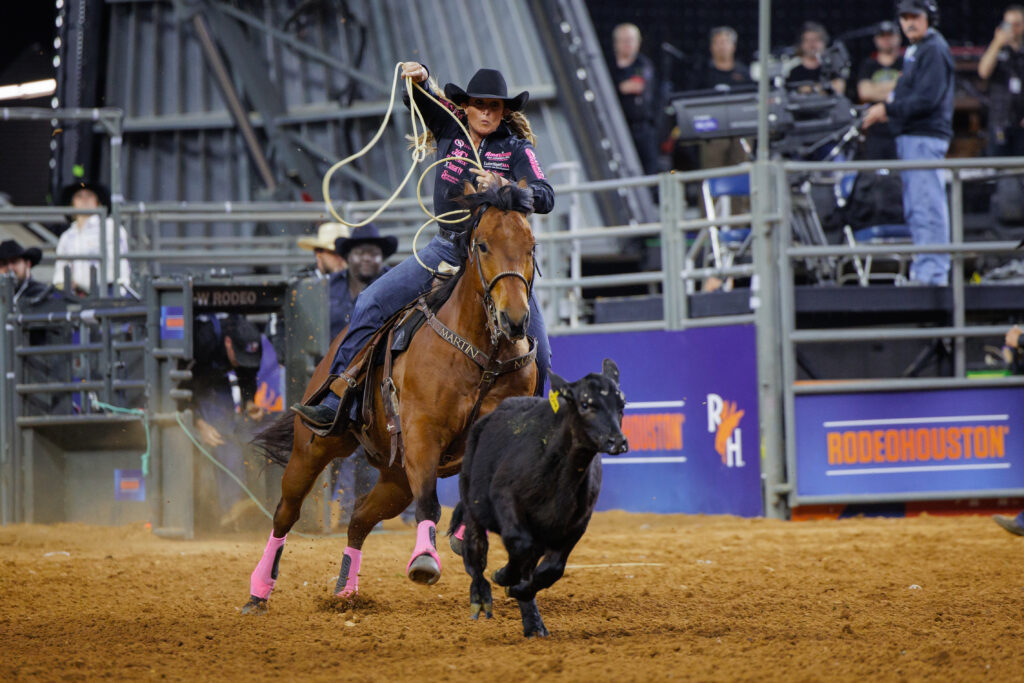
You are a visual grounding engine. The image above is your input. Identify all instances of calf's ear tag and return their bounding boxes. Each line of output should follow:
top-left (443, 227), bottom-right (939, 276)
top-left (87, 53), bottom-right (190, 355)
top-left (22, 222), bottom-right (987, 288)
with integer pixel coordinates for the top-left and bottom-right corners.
top-left (548, 389), bottom-right (560, 413)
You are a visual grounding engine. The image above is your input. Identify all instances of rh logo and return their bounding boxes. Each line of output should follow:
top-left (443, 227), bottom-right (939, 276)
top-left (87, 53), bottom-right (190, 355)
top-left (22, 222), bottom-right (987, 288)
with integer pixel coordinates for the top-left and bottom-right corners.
top-left (707, 393), bottom-right (745, 467)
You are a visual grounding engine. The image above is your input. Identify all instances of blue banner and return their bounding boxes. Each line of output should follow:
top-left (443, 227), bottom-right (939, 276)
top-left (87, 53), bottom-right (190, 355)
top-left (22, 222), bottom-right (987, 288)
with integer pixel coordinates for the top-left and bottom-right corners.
top-left (114, 469), bottom-right (145, 502)
top-left (795, 388), bottom-right (1024, 499)
top-left (160, 305), bottom-right (184, 341)
top-left (439, 326), bottom-right (762, 516)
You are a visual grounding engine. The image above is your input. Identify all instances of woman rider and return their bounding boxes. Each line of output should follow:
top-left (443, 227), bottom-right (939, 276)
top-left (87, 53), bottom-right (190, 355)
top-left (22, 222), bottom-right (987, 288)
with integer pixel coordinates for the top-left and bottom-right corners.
top-left (293, 62), bottom-right (555, 431)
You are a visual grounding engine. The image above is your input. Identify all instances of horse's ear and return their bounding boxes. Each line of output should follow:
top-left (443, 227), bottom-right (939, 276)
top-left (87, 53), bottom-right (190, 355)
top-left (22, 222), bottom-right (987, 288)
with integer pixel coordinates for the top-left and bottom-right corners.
top-left (549, 372), bottom-right (573, 400)
top-left (463, 181), bottom-right (476, 196)
top-left (517, 178), bottom-right (528, 190)
top-left (602, 358), bottom-right (620, 384)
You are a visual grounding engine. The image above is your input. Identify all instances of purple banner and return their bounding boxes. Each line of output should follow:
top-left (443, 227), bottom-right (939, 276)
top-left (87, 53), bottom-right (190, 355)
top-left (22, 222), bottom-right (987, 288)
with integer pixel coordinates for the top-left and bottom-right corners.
top-left (438, 326), bottom-right (762, 516)
top-left (795, 388), bottom-right (1024, 499)
top-left (114, 469), bottom-right (145, 502)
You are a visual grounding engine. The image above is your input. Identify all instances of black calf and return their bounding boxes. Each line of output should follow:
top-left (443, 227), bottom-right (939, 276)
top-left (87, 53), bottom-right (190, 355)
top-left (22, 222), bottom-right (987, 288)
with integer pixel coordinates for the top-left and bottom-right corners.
top-left (449, 358), bottom-right (628, 637)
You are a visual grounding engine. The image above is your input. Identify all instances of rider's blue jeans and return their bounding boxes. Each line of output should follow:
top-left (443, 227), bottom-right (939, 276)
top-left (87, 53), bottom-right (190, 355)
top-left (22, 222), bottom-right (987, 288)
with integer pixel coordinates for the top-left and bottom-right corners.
top-left (323, 233), bottom-right (550, 409)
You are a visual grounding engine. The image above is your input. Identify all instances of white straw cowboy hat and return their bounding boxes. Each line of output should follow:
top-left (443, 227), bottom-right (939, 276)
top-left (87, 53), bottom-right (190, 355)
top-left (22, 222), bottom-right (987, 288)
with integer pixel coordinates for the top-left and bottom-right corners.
top-left (297, 222), bottom-right (351, 252)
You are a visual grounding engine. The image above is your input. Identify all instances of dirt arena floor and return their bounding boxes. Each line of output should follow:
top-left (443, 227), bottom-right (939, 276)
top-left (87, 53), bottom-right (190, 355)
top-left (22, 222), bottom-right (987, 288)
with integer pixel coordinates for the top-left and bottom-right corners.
top-left (2, 511), bottom-right (1023, 682)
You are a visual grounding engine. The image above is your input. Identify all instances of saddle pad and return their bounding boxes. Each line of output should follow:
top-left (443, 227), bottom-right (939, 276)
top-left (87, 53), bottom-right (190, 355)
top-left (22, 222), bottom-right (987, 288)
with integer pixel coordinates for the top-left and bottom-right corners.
top-left (389, 309), bottom-right (428, 355)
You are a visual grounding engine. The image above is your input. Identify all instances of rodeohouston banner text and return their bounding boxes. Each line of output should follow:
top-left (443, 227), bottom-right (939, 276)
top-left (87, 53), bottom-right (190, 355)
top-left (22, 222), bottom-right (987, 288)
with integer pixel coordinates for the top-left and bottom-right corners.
top-left (795, 388), bottom-right (1024, 499)
top-left (439, 326), bottom-right (762, 516)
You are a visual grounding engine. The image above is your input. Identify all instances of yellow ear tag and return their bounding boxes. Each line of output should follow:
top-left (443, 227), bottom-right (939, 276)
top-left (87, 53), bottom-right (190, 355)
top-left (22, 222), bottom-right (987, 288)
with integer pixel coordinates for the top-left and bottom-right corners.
top-left (548, 389), bottom-right (560, 413)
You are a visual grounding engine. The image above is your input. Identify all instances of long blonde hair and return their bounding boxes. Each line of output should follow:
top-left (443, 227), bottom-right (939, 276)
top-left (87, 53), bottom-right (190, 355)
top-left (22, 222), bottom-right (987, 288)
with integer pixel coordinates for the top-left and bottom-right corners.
top-left (408, 77), bottom-right (537, 151)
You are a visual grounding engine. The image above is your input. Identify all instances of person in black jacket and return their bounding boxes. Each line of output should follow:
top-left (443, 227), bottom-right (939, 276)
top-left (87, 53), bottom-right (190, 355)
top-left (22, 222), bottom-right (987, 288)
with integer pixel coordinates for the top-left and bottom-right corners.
top-left (610, 23), bottom-right (659, 174)
top-left (0, 240), bottom-right (49, 306)
top-left (293, 63), bottom-right (555, 431)
top-left (862, 0), bottom-right (954, 285)
top-left (187, 314), bottom-right (265, 525)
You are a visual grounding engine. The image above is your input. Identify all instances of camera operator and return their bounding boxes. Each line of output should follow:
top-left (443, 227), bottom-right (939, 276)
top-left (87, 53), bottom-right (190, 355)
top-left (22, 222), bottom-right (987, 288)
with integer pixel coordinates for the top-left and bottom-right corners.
top-left (694, 26), bottom-right (752, 169)
top-left (787, 22), bottom-right (847, 95)
top-left (862, 0), bottom-right (954, 286)
top-left (857, 21), bottom-right (904, 159)
top-left (978, 5), bottom-right (1024, 156)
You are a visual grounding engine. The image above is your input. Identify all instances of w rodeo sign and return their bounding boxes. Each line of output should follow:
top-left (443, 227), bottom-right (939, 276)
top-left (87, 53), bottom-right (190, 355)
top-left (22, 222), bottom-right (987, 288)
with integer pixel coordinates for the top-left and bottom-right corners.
top-left (795, 387), bottom-right (1024, 500)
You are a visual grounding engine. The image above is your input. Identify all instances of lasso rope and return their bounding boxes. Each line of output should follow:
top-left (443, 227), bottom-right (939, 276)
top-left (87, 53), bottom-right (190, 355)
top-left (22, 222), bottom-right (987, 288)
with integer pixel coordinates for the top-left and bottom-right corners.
top-left (320, 63), bottom-right (489, 275)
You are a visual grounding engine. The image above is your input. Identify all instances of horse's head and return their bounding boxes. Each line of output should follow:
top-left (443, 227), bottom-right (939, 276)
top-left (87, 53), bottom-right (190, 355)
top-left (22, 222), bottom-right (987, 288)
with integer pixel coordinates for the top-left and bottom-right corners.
top-left (458, 180), bottom-right (536, 344)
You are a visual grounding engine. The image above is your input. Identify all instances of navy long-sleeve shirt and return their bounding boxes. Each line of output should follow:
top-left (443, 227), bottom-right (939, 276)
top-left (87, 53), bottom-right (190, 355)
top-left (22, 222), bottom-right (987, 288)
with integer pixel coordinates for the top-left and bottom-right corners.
top-left (885, 29), bottom-right (954, 140)
top-left (404, 72), bottom-right (555, 231)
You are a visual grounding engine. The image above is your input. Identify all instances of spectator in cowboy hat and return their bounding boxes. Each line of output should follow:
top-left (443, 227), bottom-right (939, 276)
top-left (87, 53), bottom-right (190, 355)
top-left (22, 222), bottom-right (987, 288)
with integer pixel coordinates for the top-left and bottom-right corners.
top-left (0, 239), bottom-right (50, 306)
top-left (327, 223), bottom-right (396, 339)
top-left (53, 179), bottom-right (131, 296)
top-left (297, 222), bottom-right (350, 277)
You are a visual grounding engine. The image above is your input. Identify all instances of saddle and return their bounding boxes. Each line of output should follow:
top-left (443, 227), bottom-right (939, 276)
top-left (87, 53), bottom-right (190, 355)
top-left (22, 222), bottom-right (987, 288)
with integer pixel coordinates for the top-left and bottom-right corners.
top-left (297, 288), bottom-right (439, 442)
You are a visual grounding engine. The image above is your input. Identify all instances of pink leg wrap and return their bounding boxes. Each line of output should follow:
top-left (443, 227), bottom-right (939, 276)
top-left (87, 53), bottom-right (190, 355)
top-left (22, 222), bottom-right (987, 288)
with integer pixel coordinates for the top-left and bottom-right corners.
top-left (454, 524), bottom-right (466, 541)
top-left (334, 547), bottom-right (362, 598)
top-left (406, 520), bottom-right (441, 573)
top-left (250, 533), bottom-right (287, 600)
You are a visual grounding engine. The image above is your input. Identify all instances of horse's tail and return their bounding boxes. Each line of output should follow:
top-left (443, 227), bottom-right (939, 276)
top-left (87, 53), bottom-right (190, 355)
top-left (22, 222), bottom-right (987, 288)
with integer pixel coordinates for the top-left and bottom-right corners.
top-left (447, 501), bottom-right (465, 538)
top-left (251, 413), bottom-right (295, 468)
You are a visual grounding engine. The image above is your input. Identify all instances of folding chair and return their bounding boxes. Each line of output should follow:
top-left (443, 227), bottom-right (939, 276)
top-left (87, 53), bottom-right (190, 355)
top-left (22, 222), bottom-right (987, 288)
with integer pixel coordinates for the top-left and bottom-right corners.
top-left (834, 171), bottom-right (911, 286)
top-left (701, 174), bottom-right (752, 286)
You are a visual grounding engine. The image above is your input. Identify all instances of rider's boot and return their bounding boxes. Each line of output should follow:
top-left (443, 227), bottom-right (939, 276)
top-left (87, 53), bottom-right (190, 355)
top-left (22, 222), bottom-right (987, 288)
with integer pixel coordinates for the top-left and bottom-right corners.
top-left (290, 372), bottom-right (359, 437)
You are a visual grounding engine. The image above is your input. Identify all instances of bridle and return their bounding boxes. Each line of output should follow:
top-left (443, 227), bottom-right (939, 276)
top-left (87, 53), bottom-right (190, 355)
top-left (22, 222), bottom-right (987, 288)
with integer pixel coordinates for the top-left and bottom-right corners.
top-left (468, 210), bottom-right (535, 347)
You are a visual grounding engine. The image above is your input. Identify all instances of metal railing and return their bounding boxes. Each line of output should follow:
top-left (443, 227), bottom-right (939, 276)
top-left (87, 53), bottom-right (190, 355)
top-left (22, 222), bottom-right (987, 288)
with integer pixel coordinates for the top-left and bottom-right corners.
top-left (769, 156), bottom-right (1024, 514)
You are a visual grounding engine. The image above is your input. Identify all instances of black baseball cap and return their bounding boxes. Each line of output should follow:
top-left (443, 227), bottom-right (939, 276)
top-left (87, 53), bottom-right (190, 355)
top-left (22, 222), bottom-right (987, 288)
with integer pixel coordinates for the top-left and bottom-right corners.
top-left (222, 315), bottom-right (262, 369)
top-left (876, 20), bottom-right (898, 35)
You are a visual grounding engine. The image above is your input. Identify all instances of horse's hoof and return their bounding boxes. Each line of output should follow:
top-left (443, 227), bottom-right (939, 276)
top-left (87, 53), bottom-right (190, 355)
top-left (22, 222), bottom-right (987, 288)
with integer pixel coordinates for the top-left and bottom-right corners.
top-left (335, 587), bottom-right (357, 600)
top-left (449, 534), bottom-right (463, 557)
top-left (525, 626), bottom-right (550, 638)
top-left (407, 554), bottom-right (441, 585)
top-left (241, 596), bottom-right (268, 615)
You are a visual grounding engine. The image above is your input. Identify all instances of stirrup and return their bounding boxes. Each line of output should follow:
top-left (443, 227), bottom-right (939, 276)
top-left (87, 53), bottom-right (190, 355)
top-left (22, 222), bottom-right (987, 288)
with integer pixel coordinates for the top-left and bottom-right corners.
top-left (292, 372), bottom-right (359, 437)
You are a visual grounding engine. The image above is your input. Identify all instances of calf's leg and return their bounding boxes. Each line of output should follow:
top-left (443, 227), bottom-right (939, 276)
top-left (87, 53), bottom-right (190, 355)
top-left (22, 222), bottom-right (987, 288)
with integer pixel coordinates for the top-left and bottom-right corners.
top-left (517, 598), bottom-right (549, 638)
top-left (508, 530), bottom-right (584, 600)
top-left (461, 515), bottom-right (493, 619)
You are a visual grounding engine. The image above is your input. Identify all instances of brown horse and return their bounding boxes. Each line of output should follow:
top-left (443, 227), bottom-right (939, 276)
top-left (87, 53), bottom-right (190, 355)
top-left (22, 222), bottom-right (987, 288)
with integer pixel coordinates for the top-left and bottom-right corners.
top-left (242, 181), bottom-right (539, 613)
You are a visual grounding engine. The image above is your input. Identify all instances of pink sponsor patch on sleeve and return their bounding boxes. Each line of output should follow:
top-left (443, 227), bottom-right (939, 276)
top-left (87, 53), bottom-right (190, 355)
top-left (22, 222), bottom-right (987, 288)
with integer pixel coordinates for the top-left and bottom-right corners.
top-left (524, 147), bottom-right (546, 180)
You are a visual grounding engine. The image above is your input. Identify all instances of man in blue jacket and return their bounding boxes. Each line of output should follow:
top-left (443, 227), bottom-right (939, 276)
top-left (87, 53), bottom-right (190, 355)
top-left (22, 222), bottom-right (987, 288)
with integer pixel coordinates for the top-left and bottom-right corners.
top-left (862, 0), bottom-right (954, 286)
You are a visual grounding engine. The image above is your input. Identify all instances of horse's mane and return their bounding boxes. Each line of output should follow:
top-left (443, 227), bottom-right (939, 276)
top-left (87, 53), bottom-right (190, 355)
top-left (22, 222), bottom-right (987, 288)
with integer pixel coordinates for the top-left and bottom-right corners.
top-left (423, 184), bottom-right (535, 312)
top-left (423, 265), bottom-right (464, 311)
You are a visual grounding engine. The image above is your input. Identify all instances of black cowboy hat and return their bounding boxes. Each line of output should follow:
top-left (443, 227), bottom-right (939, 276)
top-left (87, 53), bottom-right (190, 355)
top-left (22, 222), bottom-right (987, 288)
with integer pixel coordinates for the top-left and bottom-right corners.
top-left (443, 68), bottom-right (529, 112)
top-left (222, 314), bottom-right (263, 370)
top-left (0, 239), bottom-right (42, 267)
top-left (335, 223), bottom-right (398, 260)
top-left (875, 20), bottom-right (899, 35)
top-left (60, 179), bottom-right (111, 210)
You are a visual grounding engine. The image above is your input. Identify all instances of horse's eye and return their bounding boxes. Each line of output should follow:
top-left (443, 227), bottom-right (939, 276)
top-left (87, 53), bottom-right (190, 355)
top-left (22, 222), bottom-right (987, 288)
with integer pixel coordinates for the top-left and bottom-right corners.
top-left (478, 242), bottom-right (489, 254)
